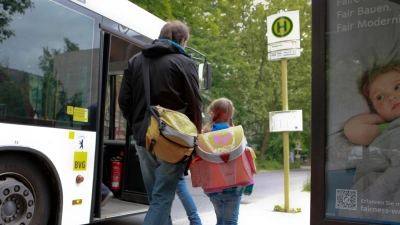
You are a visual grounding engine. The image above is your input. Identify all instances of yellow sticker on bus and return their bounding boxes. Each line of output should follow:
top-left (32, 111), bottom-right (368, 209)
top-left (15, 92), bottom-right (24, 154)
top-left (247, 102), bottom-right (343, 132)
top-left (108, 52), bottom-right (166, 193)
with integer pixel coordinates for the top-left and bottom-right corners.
top-left (73, 107), bottom-right (89, 122)
top-left (73, 152), bottom-right (87, 171)
top-left (67, 105), bottom-right (74, 115)
top-left (72, 199), bottom-right (83, 205)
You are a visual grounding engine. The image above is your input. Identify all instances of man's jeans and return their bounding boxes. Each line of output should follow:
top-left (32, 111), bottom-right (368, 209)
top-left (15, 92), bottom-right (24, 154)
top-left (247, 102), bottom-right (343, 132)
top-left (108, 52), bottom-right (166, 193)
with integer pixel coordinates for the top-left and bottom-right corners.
top-left (207, 192), bottom-right (242, 225)
top-left (176, 176), bottom-right (202, 225)
top-left (135, 143), bottom-right (185, 225)
top-left (101, 183), bottom-right (110, 198)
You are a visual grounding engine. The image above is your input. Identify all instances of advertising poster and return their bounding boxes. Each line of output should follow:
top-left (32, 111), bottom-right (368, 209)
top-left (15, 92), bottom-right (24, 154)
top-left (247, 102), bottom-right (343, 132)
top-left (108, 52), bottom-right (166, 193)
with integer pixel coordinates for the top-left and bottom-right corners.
top-left (325, 0), bottom-right (400, 224)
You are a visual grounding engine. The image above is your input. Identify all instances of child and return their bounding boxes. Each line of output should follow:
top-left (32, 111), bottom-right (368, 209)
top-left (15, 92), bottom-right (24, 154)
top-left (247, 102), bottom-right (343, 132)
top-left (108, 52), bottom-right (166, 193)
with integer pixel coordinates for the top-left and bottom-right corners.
top-left (344, 61), bottom-right (400, 146)
top-left (339, 61), bottom-right (400, 221)
top-left (201, 97), bottom-right (254, 225)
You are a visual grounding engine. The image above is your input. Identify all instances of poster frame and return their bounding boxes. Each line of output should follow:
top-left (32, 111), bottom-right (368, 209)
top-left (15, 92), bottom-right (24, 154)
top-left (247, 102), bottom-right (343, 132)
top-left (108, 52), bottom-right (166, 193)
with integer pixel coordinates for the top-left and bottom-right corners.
top-left (311, 0), bottom-right (400, 224)
top-left (310, 0), bottom-right (372, 224)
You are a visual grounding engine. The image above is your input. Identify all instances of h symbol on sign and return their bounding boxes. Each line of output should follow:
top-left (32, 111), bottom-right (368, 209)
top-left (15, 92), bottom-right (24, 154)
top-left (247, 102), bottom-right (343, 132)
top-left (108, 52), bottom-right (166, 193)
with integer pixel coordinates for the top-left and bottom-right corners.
top-left (276, 21), bottom-right (288, 33)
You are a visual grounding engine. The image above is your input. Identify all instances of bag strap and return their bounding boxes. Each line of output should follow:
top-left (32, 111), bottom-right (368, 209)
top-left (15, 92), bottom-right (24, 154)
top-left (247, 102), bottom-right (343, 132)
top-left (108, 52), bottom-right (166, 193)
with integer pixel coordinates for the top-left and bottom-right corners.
top-left (137, 56), bottom-right (156, 147)
top-left (142, 57), bottom-right (164, 124)
top-left (142, 56), bottom-right (151, 108)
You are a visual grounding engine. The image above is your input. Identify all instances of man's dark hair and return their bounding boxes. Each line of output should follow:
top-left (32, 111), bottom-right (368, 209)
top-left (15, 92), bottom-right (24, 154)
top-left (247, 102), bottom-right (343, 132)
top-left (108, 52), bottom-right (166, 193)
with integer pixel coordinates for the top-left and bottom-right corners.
top-left (159, 20), bottom-right (189, 44)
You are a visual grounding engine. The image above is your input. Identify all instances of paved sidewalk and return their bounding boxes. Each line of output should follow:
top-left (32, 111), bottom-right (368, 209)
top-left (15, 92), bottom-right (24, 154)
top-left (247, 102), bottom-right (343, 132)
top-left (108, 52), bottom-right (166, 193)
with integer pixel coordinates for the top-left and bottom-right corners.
top-left (174, 168), bottom-right (311, 225)
top-left (237, 190), bottom-right (310, 224)
top-left (189, 191), bottom-right (310, 225)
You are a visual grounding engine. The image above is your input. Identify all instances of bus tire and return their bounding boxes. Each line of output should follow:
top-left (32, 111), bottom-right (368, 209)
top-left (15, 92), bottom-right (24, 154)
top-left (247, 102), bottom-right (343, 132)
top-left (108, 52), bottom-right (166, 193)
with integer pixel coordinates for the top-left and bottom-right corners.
top-left (0, 153), bottom-right (51, 225)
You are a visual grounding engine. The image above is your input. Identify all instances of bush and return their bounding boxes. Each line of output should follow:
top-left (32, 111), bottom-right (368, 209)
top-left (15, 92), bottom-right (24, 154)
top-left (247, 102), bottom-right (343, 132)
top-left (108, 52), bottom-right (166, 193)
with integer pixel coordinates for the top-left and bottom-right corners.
top-left (290, 159), bottom-right (301, 169)
top-left (256, 158), bottom-right (282, 170)
top-left (255, 158), bottom-right (301, 171)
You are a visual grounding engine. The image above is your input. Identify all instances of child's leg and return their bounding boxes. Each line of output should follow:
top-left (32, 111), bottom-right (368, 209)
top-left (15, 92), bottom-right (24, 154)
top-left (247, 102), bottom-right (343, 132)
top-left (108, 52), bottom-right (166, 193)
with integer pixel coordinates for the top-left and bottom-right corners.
top-left (207, 192), bottom-right (242, 225)
top-left (220, 192), bottom-right (241, 225)
top-left (207, 194), bottom-right (224, 225)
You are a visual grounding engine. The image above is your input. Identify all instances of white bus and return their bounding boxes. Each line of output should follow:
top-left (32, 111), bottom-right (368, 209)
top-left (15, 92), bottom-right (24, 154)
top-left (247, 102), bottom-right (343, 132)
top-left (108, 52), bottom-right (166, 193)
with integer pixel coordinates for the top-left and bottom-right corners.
top-left (0, 0), bottom-right (211, 224)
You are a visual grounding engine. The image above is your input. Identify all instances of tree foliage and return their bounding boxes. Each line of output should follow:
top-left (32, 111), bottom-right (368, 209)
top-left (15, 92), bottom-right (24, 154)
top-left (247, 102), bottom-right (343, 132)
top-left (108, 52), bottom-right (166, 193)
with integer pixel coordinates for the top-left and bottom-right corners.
top-left (38, 38), bottom-right (82, 119)
top-left (0, 0), bottom-right (34, 43)
top-left (131, 0), bottom-right (312, 160)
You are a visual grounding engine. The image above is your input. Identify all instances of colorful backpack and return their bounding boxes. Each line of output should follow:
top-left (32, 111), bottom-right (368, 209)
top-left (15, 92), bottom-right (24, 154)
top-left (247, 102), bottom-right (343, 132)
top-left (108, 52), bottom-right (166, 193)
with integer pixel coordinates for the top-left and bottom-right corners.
top-left (190, 125), bottom-right (256, 191)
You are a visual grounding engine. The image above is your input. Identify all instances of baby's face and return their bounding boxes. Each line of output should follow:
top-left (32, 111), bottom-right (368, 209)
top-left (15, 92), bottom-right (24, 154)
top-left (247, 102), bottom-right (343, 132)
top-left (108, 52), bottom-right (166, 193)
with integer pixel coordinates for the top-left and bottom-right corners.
top-left (369, 71), bottom-right (400, 122)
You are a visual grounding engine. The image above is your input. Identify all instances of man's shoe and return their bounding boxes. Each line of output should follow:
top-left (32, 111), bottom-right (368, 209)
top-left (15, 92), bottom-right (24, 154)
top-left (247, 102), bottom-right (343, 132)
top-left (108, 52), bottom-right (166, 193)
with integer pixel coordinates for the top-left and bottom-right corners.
top-left (101, 191), bottom-right (114, 207)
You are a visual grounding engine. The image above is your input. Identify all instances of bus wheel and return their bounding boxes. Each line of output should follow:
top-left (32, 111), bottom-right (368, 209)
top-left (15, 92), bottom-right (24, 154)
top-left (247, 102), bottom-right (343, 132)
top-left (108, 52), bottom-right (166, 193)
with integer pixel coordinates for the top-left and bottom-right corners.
top-left (0, 155), bottom-right (51, 225)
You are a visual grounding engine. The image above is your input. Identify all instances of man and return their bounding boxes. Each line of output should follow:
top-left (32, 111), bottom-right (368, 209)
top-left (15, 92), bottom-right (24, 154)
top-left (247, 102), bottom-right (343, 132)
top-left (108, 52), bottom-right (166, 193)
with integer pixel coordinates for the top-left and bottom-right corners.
top-left (118, 20), bottom-right (202, 225)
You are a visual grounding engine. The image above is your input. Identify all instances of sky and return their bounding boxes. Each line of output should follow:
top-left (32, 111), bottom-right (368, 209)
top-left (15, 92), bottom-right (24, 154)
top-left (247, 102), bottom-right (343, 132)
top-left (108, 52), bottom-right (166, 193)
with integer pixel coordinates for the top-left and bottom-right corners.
top-left (0, 0), bottom-right (95, 76)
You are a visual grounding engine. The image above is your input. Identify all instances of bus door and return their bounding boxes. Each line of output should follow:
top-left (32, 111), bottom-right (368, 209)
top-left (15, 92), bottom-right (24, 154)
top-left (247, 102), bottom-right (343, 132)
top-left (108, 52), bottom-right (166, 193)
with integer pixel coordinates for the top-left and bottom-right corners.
top-left (95, 27), bottom-right (150, 220)
top-left (102, 33), bottom-right (148, 203)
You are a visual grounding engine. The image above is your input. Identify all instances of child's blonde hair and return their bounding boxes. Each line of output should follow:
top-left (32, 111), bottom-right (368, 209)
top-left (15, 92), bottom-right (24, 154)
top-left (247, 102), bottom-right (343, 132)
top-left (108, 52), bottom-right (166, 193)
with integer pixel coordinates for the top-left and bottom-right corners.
top-left (202, 97), bottom-right (235, 132)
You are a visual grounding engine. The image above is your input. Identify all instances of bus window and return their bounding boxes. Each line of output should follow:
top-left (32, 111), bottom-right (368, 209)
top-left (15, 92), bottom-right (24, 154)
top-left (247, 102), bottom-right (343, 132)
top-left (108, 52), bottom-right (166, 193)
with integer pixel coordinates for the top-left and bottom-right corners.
top-left (104, 35), bottom-right (142, 140)
top-left (0, 0), bottom-right (99, 130)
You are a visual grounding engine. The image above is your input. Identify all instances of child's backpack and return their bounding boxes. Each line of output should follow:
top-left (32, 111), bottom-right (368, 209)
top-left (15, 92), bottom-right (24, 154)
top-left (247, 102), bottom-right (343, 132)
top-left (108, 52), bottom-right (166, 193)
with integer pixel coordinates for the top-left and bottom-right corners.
top-left (190, 125), bottom-right (256, 191)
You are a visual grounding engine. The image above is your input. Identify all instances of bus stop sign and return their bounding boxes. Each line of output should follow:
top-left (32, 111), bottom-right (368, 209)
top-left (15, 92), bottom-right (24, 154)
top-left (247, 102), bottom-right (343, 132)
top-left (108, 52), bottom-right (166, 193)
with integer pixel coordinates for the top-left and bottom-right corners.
top-left (272, 16), bottom-right (293, 38)
top-left (267, 10), bottom-right (300, 43)
top-left (267, 11), bottom-right (301, 61)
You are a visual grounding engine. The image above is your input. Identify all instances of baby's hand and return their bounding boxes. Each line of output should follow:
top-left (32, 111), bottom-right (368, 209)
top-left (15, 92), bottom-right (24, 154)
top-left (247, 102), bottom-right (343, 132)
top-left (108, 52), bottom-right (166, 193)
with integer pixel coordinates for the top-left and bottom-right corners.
top-left (344, 113), bottom-right (386, 146)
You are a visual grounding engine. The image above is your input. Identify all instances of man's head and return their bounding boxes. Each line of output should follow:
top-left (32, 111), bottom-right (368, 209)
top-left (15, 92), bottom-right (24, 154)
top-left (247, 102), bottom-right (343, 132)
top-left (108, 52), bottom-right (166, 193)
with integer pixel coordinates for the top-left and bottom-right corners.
top-left (359, 61), bottom-right (400, 121)
top-left (159, 20), bottom-right (189, 47)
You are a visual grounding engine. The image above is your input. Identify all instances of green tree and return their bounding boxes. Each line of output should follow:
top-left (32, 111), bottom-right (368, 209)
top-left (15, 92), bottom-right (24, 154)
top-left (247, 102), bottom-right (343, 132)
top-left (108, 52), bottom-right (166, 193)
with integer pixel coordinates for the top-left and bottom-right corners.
top-left (0, 68), bottom-right (32, 117)
top-left (63, 38), bottom-right (80, 52)
top-left (0, 0), bottom-right (34, 43)
top-left (38, 38), bottom-right (81, 119)
top-left (130, 0), bottom-right (312, 162)
top-left (196, 0), bottom-right (311, 159)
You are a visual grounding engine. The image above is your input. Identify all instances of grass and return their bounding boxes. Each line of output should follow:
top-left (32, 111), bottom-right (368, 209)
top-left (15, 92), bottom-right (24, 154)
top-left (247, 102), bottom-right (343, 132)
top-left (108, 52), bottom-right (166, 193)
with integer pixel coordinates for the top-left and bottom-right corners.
top-left (302, 175), bottom-right (311, 192)
top-left (255, 158), bottom-right (301, 171)
top-left (255, 159), bottom-right (283, 170)
top-left (273, 204), bottom-right (302, 213)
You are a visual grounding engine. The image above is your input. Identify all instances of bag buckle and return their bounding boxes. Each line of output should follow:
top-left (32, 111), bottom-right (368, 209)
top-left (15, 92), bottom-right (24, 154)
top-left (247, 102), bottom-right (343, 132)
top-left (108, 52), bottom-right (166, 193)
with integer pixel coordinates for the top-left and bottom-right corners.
top-left (159, 121), bottom-right (166, 130)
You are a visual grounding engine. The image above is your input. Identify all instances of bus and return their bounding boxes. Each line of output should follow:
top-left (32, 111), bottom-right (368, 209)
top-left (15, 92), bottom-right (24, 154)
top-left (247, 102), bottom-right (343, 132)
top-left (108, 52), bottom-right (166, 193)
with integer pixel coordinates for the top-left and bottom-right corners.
top-left (0, 0), bottom-right (211, 224)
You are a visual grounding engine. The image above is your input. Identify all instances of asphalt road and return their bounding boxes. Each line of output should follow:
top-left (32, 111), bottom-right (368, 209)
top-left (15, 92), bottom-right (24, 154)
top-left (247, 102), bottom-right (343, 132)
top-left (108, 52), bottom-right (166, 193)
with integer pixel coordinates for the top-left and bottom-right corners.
top-left (93, 168), bottom-right (311, 225)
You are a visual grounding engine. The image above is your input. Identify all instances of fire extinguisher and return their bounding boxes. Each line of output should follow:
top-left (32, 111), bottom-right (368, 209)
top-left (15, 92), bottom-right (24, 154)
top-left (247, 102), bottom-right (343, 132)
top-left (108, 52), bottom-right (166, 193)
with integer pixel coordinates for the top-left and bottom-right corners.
top-left (110, 156), bottom-right (123, 192)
